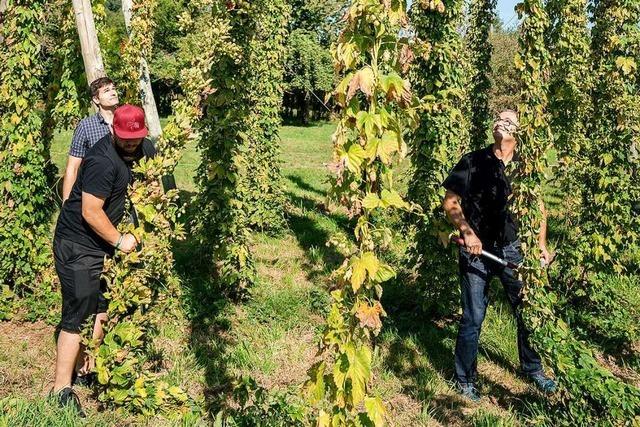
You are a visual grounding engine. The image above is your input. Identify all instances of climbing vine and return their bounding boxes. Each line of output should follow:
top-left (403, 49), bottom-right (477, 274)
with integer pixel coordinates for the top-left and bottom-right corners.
top-left (304, 1), bottom-right (419, 425)
top-left (578, 0), bottom-right (640, 278)
top-left (0, 0), bottom-right (54, 317)
top-left (193, 0), bottom-right (288, 297)
top-left (512, 0), bottom-right (640, 422)
top-left (467, 0), bottom-right (496, 149)
top-left (121, 0), bottom-right (158, 104)
top-left (85, 1), bottom-right (237, 414)
top-left (407, 0), bottom-right (471, 316)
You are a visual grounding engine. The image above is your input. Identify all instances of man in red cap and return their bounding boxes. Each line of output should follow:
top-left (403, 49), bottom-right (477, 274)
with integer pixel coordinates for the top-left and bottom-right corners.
top-left (51, 104), bottom-right (156, 416)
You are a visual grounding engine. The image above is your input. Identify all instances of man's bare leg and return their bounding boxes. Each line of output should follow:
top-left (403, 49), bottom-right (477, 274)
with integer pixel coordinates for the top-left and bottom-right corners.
top-left (77, 313), bottom-right (107, 375)
top-left (53, 331), bottom-right (82, 391)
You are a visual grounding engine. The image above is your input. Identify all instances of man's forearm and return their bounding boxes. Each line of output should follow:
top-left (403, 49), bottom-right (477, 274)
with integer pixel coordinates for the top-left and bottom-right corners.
top-left (61, 168), bottom-right (77, 202)
top-left (82, 208), bottom-right (120, 247)
top-left (443, 195), bottom-right (473, 236)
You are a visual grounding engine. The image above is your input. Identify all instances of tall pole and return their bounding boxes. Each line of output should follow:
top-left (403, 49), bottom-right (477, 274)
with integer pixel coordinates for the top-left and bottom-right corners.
top-left (0, 0), bottom-right (8, 44)
top-left (121, 0), bottom-right (162, 140)
top-left (72, 0), bottom-right (106, 84)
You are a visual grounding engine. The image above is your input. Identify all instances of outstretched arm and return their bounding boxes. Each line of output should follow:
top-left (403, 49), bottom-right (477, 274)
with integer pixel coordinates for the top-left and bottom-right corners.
top-left (443, 190), bottom-right (482, 255)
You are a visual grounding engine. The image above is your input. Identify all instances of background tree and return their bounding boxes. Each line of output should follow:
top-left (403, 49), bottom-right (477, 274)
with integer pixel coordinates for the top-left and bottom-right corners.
top-left (487, 24), bottom-right (522, 114)
top-left (407, 0), bottom-right (471, 316)
top-left (282, 0), bottom-right (346, 122)
top-left (282, 29), bottom-right (334, 124)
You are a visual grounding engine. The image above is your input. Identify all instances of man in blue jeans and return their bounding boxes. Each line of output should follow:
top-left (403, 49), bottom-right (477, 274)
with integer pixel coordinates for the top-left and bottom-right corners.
top-left (442, 110), bottom-right (556, 401)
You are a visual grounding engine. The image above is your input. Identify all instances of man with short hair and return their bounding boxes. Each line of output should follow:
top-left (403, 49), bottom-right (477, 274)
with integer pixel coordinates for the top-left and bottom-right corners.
top-left (51, 105), bottom-right (155, 416)
top-left (61, 77), bottom-right (119, 202)
top-left (442, 109), bottom-right (556, 401)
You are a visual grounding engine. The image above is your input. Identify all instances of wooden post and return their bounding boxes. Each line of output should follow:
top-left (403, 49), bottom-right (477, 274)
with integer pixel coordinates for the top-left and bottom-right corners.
top-left (0, 0), bottom-right (8, 44)
top-left (72, 0), bottom-right (106, 85)
top-left (121, 0), bottom-right (163, 140)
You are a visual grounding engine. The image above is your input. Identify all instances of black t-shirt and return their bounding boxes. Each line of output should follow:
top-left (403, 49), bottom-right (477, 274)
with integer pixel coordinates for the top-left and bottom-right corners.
top-left (55, 135), bottom-right (156, 254)
top-left (442, 145), bottom-right (519, 245)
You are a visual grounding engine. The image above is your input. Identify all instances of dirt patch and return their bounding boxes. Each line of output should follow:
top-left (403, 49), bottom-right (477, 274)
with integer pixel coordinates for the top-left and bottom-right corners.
top-left (253, 329), bottom-right (317, 391)
top-left (0, 320), bottom-right (56, 397)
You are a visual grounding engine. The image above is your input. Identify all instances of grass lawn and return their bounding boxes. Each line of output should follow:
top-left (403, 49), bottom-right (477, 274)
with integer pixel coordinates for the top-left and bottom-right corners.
top-left (1, 121), bottom-right (600, 426)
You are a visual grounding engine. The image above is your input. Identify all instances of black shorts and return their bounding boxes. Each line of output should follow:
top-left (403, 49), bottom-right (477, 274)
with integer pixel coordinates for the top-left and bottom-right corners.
top-left (53, 237), bottom-right (108, 333)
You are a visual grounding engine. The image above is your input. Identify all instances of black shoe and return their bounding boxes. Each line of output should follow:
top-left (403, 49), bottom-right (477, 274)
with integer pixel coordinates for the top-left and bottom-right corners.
top-left (52, 387), bottom-right (86, 418)
top-left (72, 371), bottom-right (96, 388)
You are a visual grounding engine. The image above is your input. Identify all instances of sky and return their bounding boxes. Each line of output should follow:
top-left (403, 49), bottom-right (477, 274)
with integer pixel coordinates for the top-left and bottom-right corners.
top-left (497, 0), bottom-right (521, 28)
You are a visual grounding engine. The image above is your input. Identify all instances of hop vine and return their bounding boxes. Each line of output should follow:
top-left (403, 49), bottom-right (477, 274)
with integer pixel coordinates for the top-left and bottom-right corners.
top-left (512, 0), bottom-right (640, 422)
top-left (407, 0), bottom-right (471, 316)
top-left (0, 0), bottom-right (55, 311)
top-left (303, 1), bottom-right (419, 425)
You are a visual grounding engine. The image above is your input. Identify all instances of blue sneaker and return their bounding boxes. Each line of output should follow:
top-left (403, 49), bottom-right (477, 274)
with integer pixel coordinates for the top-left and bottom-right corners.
top-left (529, 372), bottom-right (557, 394)
top-left (458, 383), bottom-right (481, 402)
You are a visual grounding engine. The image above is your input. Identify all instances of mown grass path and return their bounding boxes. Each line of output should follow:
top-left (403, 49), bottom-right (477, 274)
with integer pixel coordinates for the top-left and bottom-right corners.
top-left (1, 122), bottom-right (556, 426)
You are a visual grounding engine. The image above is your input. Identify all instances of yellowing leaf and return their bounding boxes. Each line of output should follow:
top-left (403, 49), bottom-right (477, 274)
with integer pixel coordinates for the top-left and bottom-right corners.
top-left (306, 361), bottom-right (326, 403)
top-left (355, 301), bottom-right (385, 333)
top-left (347, 66), bottom-right (375, 101)
top-left (615, 56), bottom-right (636, 75)
top-left (350, 256), bottom-right (367, 292)
top-left (377, 131), bottom-right (399, 164)
top-left (362, 193), bottom-right (382, 209)
top-left (374, 264), bottom-right (395, 282)
top-left (364, 396), bottom-right (386, 427)
top-left (381, 189), bottom-right (408, 209)
top-left (343, 144), bottom-right (366, 175)
top-left (360, 252), bottom-right (380, 277)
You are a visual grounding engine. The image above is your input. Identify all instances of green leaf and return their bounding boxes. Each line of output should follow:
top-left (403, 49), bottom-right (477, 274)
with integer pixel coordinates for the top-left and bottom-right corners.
top-left (362, 193), bottom-right (382, 209)
top-left (374, 264), bottom-right (395, 282)
top-left (380, 189), bottom-right (408, 209)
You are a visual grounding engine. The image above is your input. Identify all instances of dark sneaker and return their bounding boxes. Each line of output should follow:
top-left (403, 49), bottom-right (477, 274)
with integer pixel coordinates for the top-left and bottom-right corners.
top-left (458, 383), bottom-right (481, 402)
top-left (52, 387), bottom-right (86, 418)
top-left (530, 372), bottom-right (557, 394)
top-left (72, 371), bottom-right (96, 388)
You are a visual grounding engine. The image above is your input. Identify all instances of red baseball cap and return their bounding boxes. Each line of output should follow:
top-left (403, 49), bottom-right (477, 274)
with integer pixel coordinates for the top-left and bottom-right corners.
top-left (113, 104), bottom-right (148, 139)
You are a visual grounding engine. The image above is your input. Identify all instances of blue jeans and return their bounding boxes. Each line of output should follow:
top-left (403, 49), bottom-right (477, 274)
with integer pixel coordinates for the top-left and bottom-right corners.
top-left (454, 240), bottom-right (542, 385)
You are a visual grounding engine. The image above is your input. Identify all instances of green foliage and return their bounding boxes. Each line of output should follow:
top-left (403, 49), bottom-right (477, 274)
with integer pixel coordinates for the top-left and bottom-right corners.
top-left (215, 376), bottom-right (308, 426)
top-left (407, 0), bottom-right (471, 316)
top-left (194, 0), bottom-right (289, 296)
top-left (487, 27), bottom-right (522, 114)
top-left (467, 0), bottom-right (496, 149)
top-left (288, 0), bottom-right (347, 47)
top-left (303, 1), bottom-right (419, 425)
top-left (283, 29), bottom-right (334, 123)
top-left (0, 1), bottom-right (55, 299)
top-left (43, 0), bottom-right (90, 131)
top-left (121, 0), bottom-right (158, 103)
top-left (546, 0), bottom-right (591, 244)
top-left (512, 0), bottom-right (640, 423)
top-left (86, 0), bottom-right (234, 414)
top-left (575, 0), bottom-right (640, 278)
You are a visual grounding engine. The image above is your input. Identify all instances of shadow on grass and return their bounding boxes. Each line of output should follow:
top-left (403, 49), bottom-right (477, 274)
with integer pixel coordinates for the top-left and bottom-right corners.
top-left (381, 278), bottom-right (545, 424)
top-left (285, 174), bottom-right (326, 198)
top-left (172, 190), bottom-right (234, 418)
